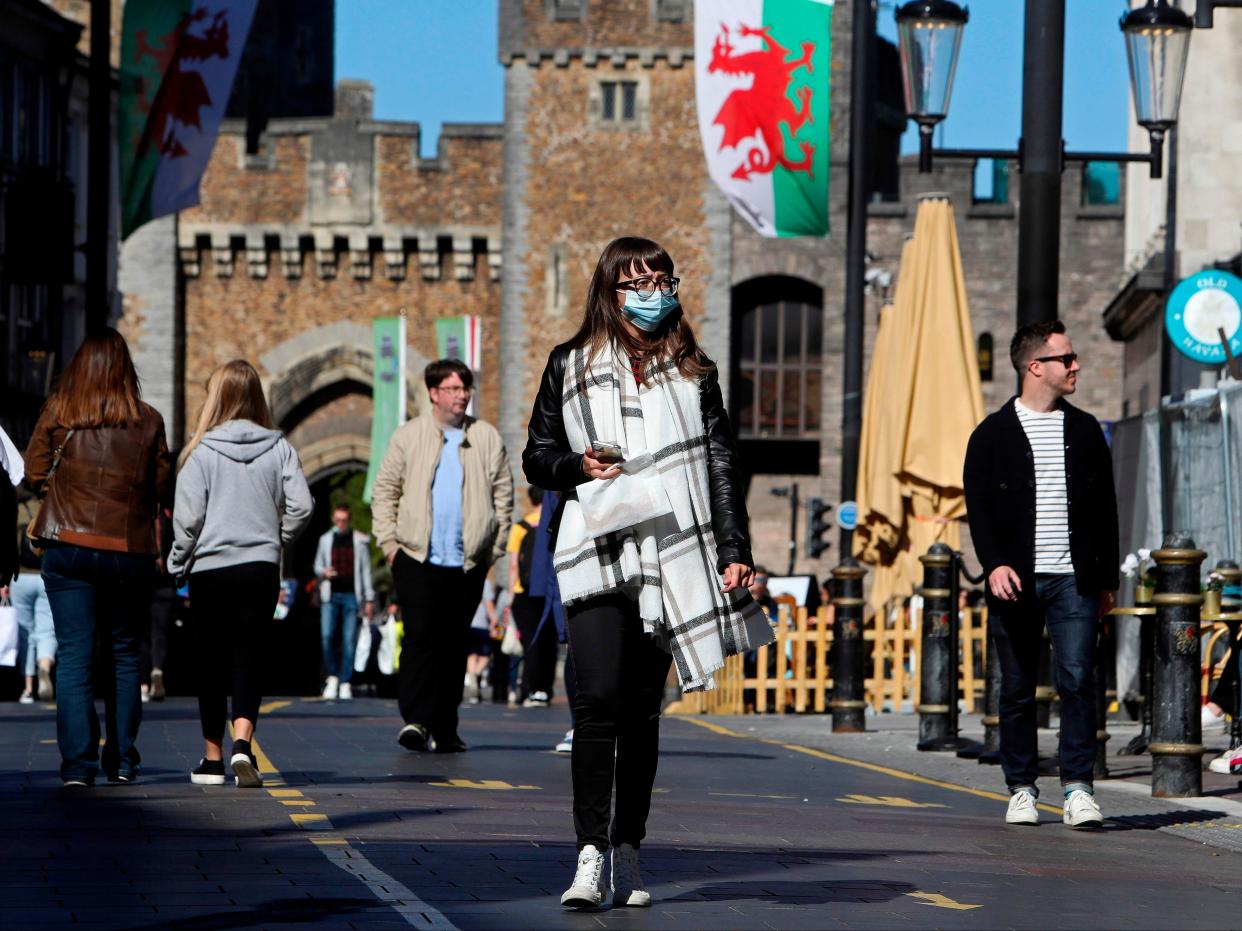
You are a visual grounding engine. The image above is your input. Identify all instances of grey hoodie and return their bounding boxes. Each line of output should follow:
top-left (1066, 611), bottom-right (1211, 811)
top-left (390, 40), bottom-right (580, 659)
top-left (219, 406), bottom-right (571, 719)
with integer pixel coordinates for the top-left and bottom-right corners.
top-left (168, 420), bottom-right (313, 577)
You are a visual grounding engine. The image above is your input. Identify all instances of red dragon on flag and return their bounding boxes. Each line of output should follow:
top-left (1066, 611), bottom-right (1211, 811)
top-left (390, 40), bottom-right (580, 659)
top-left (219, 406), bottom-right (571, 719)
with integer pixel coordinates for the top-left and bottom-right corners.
top-left (708, 23), bottom-right (816, 181)
top-left (132, 8), bottom-right (233, 159)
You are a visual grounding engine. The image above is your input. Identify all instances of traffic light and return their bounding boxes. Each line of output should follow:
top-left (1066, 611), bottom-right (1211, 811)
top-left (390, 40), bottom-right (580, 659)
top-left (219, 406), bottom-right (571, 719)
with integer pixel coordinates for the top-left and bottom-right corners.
top-left (806, 497), bottom-right (833, 559)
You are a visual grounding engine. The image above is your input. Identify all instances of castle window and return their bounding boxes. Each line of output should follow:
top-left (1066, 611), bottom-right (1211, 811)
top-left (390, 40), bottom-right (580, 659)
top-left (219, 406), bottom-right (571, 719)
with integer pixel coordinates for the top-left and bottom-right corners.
top-left (654, 0), bottom-right (688, 22)
top-left (601, 81), bottom-right (637, 123)
top-left (548, 0), bottom-right (585, 22)
top-left (590, 77), bottom-right (648, 131)
top-left (731, 276), bottom-right (824, 475)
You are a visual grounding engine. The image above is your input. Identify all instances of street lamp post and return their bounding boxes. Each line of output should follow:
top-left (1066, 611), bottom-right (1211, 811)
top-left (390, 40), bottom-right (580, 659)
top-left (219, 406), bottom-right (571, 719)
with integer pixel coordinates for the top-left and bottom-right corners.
top-left (894, 0), bottom-right (1194, 329)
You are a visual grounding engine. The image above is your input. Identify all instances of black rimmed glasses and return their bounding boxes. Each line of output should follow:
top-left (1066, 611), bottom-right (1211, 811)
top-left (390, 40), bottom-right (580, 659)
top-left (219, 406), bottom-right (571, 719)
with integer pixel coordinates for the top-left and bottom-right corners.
top-left (616, 276), bottom-right (680, 300)
top-left (433, 385), bottom-right (473, 396)
top-left (1032, 353), bottom-right (1078, 367)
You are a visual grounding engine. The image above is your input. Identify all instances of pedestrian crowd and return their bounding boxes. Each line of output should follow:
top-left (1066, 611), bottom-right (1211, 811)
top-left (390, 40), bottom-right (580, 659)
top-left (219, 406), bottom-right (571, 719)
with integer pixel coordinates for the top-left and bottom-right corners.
top-left (4, 238), bottom-right (1124, 909)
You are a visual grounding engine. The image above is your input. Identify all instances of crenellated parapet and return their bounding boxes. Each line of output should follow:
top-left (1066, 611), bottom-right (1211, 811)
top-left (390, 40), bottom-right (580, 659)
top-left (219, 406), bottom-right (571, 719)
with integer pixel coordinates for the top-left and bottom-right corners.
top-left (176, 224), bottom-right (502, 283)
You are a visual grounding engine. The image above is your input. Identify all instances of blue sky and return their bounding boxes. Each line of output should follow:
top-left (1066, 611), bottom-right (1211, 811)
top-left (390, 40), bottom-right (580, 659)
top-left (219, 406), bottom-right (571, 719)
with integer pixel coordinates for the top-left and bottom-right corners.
top-left (336, 1), bottom-right (1130, 159)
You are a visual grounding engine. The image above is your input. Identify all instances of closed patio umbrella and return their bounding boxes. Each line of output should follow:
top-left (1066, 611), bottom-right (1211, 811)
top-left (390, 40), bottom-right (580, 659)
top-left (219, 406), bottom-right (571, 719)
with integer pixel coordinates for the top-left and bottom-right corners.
top-left (854, 195), bottom-right (984, 612)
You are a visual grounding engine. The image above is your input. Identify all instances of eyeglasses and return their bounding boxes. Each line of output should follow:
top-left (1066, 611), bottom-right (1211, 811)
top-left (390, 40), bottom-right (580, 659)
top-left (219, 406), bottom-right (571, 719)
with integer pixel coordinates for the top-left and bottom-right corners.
top-left (616, 276), bottom-right (680, 300)
top-left (1032, 353), bottom-right (1078, 368)
top-left (433, 385), bottom-right (473, 396)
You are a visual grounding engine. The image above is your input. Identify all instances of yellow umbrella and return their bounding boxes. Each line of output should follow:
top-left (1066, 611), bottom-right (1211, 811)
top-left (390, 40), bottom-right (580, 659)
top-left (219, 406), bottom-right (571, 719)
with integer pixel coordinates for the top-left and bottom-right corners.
top-left (897, 196), bottom-right (985, 511)
top-left (854, 196), bottom-right (984, 612)
top-left (854, 240), bottom-right (916, 570)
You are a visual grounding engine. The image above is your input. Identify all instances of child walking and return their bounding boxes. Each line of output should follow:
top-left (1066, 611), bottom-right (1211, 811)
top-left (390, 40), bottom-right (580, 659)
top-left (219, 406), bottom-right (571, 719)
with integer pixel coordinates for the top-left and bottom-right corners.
top-left (169, 361), bottom-right (313, 787)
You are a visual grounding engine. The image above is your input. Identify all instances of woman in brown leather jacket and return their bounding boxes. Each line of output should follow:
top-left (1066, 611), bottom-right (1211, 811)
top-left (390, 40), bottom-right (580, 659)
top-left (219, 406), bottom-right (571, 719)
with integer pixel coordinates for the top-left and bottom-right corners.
top-left (523, 237), bottom-right (772, 909)
top-left (25, 329), bottom-right (171, 787)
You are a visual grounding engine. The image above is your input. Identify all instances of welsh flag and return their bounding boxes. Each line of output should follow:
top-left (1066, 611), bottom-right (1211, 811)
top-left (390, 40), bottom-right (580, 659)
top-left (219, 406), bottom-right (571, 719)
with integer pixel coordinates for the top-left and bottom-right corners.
top-left (695, 0), bottom-right (833, 238)
top-left (119, 0), bottom-right (258, 238)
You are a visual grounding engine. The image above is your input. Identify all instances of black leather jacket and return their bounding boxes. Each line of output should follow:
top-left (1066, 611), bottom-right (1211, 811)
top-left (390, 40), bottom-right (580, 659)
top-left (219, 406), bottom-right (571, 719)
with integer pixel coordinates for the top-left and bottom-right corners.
top-left (522, 344), bottom-right (754, 572)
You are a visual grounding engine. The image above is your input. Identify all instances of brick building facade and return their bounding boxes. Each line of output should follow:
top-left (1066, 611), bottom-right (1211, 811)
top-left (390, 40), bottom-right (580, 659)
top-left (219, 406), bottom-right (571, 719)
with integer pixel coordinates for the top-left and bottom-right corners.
top-left (112, 0), bottom-right (1127, 579)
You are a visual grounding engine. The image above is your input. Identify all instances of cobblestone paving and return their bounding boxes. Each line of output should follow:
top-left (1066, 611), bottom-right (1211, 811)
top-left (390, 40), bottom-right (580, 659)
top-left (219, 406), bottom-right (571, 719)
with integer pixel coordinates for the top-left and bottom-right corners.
top-left (4, 698), bottom-right (1241, 929)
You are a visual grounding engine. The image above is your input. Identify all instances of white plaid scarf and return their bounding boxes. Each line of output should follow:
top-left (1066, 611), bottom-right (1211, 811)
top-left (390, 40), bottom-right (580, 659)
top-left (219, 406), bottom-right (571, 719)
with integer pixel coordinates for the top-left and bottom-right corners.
top-left (553, 345), bottom-right (773, 692)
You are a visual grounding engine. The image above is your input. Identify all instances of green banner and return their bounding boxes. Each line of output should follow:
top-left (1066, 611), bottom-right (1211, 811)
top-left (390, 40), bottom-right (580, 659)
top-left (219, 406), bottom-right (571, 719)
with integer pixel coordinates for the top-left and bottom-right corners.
top-left (362, 316), bottom-right (406, 504)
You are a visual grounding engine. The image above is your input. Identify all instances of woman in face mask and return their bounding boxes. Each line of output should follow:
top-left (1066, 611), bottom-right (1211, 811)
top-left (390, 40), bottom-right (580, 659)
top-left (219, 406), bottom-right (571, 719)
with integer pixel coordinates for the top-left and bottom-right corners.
top-left (523, 237), bottom-right (772, 910)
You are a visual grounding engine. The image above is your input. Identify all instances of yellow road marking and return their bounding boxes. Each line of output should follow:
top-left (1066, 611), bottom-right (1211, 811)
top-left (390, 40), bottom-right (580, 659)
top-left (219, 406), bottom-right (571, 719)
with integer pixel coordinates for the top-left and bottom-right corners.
top-left (281, 800), bottom-right (317, 807)
top-left (906, 891), bottom-right (983, 911)
top-left (289, 812), bottom-right (331, 830)
top-left (267, 788), bottom-right (303, 798)
top-left (676, 717), bottom-right (1063, 815)
top-left (259, 700), bottom-right (292, 715)
top-left (428, 778), bottom-right (540, 791)
top-left (838, 794), bottom-right (947, 809)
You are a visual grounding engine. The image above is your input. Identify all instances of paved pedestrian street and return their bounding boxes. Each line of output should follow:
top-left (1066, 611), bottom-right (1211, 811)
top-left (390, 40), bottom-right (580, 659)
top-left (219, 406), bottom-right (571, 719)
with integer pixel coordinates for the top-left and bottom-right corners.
top-left (5, 698), bottom-right (1242, 930)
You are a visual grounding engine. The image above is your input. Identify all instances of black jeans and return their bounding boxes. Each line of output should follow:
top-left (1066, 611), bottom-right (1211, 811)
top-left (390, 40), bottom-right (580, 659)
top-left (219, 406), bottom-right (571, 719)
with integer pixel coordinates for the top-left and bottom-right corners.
top-left (992, 574), bottom-right (1100, 790)
top-left (392, 552), bottom-right (487, 741)
top-left (189, 562), bottom-right (279, 741)
top-left (513, 593), bottom-right (556, 699)
top-left (141, 579), bottom-right (176, 680)
top-left (567, 592), bottom-right (673, 851)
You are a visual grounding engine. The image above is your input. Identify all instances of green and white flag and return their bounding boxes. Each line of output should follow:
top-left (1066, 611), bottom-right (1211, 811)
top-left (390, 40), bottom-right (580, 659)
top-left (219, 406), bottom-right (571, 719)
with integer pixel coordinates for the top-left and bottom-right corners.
top-left (119, 0), bottom-right (258, 238)
top-left (695, 0), bottom-right (833, 237)
top-left (363, 316), bottom-right (407, 505)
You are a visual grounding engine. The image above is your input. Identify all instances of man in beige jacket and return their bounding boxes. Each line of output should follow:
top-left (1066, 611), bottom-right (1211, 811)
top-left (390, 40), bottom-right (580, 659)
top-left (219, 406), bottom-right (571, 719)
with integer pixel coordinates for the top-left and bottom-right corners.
top-left (371, 359), bottom-right (513, 752)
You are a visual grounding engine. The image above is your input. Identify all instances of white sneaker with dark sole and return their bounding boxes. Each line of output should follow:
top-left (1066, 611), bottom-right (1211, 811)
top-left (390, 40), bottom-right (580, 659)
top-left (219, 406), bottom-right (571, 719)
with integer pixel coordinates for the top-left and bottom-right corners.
top-left (1063, 789), bottom-right (1103, 828)
top-left (561, 845), bottom-right (609, 909)
top-left (1005, 788), bottom-right (1039, 825)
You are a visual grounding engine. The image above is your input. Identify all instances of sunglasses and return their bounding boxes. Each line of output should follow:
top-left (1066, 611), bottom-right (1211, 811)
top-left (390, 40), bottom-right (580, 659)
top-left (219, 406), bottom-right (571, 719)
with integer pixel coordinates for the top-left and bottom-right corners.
top-left (1032, 353), bottom-right (1078, 367)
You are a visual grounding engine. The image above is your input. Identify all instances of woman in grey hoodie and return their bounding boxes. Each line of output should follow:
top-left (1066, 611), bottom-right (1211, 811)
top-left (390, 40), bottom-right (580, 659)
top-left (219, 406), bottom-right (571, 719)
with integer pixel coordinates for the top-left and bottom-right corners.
top-left (169, 360), bottom-right (313, 787)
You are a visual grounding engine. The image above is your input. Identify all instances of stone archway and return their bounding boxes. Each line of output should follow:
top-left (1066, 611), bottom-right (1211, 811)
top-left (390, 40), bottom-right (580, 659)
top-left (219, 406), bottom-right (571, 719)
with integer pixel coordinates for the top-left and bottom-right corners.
top-left (261, 321), bottom-right (431, 437)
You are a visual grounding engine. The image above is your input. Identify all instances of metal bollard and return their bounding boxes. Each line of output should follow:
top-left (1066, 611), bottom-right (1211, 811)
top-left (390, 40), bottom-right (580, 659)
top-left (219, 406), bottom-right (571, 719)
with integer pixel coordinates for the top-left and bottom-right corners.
top-left (979, 611), bottom-right (1003, 765)
top-left (1150, 534), bottom-right (1207, 798)
top-left (917, 544), bottom-right (954, 750)
top-left (1094, 615), bottom-right (1115, 779)
top-left (830, 558), bottom-right (867, 733)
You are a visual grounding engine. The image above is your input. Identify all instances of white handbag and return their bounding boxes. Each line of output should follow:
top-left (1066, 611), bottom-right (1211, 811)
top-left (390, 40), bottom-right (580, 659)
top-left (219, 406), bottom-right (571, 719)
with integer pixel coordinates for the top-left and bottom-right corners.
top-left (500, 618), bottom-right (524, 657)
top-left (0, 602), bottom-right (17, 668)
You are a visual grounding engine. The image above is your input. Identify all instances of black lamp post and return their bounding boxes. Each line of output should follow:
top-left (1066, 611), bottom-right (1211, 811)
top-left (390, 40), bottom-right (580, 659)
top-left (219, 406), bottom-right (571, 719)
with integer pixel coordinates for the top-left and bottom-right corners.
top-left (892, 0), bottom-right (1194, 331)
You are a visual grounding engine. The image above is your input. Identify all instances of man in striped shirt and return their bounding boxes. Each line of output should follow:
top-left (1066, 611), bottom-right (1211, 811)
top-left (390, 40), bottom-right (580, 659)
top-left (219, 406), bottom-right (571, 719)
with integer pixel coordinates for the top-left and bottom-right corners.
top-left (963, 320), bottom-right (1120, 831)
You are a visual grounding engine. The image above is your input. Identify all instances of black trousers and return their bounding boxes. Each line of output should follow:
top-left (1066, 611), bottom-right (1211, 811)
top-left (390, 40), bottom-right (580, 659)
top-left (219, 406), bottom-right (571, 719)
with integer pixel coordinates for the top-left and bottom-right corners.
top-left (513, 593), bottom-right (556, 699)
top-left (393, 552), bottom-right (487, 741)
top-left (567, 592), bottom-right (673, 851)
top-left (141, 579), bottom-right (176, 679)
top-left (189, 562), bottom-right (279, 741)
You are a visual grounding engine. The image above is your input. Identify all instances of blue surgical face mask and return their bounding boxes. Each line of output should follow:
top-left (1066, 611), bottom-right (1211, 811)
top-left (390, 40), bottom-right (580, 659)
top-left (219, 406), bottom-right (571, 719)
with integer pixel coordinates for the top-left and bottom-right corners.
top-left (621, 289), bottom-right (681, 332)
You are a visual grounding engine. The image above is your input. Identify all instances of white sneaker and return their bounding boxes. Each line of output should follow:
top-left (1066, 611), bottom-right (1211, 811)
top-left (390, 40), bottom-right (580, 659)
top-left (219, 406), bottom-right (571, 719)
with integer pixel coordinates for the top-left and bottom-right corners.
top-left (338, 682), bottom-right (352, 700)
top-left (560, 844), bottom-right (609, 909)
top-left (523, 691), bottom-right (551, 707)
top-left (1209, 747), bottom-right (1237, 774)
top-left (555, 729), bottom-right (574, 754)
top-left (1005, 788), bottom-right (1039, 825)
top-left (1203, 705), bottom-right (1229, 735)
top-left (18, 690), bottom-right (34, 705)
top-left (1063, 789), bottom-right (1103, 829)
top-left (612, 843), bottom-right (652, 907)
top-left (322, 676), bottom-right (339, 699)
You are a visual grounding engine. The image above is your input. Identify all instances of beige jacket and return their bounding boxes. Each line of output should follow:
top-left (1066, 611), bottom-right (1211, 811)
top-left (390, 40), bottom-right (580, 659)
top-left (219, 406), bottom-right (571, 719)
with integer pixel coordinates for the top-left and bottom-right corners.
top-left (371, 414), bottom-right (513, 571)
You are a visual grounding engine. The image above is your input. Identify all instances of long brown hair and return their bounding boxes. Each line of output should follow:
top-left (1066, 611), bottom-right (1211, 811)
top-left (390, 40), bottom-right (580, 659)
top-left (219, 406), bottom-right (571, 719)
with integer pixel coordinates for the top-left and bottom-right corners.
top-left (567, 237), bottom-right (715, 382)
top-left (179, 360), bottom-right (275, 469)
top-left (44, 328), bottom-right (144, 428)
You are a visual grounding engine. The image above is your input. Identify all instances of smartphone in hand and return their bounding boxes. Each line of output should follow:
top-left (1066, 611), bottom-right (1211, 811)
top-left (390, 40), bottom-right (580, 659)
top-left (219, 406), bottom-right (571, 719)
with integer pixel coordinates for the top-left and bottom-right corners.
top-left (593, 441), bottom-right (624, 464)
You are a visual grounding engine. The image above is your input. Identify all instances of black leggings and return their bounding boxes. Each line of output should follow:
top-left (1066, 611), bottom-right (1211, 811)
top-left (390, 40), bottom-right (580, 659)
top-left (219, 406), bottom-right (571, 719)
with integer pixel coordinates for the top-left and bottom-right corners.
top-left (513, 593), bottom-right (556, 699)
top-left (189, 562), bottom-right (279, 741)
top-left (567, 592), bottom-right (673, 851)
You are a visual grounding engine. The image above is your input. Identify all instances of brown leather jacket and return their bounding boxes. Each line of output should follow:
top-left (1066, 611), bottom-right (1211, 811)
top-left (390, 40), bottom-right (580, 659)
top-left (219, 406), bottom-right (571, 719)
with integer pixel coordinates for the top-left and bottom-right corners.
top-left (25, 403), bottom-right (172, 555)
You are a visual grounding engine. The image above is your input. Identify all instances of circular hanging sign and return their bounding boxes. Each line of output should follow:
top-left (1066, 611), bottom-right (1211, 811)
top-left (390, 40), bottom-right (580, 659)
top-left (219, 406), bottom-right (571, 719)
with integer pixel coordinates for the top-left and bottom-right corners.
top-left (1165, 270), bottom-right (1242, 364)
top-left (836, 500), bottom-right (858, 531)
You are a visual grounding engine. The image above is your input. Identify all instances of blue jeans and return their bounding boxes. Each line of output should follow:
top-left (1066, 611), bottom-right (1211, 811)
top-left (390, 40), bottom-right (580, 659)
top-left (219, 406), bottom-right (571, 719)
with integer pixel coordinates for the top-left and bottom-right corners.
top-left (992, 574), bottom-right (1099, 790)
top-left (42, 546), bottom-right (154, 782)
top-left (11, 572), bottom-right (55, 676)
top-left (321, 592), bottom-right (359, 683)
